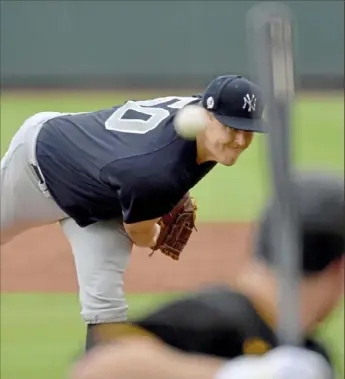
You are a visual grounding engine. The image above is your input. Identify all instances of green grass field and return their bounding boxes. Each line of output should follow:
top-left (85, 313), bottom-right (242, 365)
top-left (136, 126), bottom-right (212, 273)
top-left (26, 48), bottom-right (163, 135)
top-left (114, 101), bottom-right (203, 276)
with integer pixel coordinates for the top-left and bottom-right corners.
top-left (1, 91), bottom-right (344, 379)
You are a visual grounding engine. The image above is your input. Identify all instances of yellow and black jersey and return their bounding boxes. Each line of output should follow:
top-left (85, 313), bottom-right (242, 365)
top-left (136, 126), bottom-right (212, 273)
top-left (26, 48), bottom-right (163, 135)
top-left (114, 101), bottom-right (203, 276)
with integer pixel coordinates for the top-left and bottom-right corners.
top-left (133, 286), bottom-right (332, 365)
top-left (93, 286), bottom-right (333, 371)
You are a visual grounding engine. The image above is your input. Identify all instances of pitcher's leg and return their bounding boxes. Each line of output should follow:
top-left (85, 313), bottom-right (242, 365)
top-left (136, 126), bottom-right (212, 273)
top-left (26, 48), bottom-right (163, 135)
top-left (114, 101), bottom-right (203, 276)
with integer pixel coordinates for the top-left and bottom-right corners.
top-left (60, 218), bottom-right (133, 350)
top-left (1, 114), bottom-right (66, 245)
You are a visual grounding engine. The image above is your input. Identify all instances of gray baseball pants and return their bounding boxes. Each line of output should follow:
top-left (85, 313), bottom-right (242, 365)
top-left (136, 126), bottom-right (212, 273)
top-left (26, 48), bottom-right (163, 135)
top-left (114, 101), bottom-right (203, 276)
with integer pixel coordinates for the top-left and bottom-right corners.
top-left (1, 112), bottom-right (133, 324)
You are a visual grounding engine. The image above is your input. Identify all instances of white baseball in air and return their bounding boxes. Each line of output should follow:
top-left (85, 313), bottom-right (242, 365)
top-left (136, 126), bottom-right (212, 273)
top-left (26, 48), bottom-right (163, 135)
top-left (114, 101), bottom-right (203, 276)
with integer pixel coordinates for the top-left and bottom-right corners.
top-left (174, 105), bottom-right (207, 140)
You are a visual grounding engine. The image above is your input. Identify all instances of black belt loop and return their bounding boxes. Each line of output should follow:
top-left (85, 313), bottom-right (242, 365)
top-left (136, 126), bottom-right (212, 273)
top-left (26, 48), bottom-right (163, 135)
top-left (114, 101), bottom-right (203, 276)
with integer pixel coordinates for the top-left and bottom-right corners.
top-left (29, 163), bottom-right (45, 185)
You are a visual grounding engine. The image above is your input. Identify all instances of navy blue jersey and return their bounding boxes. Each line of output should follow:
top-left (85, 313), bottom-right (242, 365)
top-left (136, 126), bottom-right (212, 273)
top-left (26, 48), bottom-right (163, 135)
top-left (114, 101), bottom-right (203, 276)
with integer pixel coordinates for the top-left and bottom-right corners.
top-left (36, 96), bottom-right (216, 227)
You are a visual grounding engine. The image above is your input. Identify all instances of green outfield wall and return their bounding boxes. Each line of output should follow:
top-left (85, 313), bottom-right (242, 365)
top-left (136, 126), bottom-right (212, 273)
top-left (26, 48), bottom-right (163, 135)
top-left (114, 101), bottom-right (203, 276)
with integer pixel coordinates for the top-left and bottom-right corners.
top-left (1, 1), bottom-right (343, 89)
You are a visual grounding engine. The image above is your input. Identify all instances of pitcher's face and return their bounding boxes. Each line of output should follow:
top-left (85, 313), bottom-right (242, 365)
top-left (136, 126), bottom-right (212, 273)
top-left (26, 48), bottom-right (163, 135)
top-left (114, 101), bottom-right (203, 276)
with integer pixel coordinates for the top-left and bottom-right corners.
top-left (204, 114), bottom-right (254, 166)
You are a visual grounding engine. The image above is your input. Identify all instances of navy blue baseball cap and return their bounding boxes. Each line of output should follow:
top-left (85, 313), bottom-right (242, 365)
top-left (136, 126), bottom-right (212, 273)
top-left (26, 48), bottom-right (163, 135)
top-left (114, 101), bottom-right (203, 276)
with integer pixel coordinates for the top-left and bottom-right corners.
top-left (201, 75), bottom-right (266, 133)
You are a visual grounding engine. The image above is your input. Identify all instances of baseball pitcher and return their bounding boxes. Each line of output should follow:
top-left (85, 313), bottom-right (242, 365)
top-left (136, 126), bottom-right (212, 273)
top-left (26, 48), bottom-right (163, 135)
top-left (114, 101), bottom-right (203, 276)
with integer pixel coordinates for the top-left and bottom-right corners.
top-left (1, 75), bottom-right (266, 350)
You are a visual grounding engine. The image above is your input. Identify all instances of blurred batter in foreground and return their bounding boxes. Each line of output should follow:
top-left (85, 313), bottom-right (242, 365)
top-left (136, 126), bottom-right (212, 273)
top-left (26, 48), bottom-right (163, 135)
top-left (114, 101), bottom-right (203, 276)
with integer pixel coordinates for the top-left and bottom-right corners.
top-left (70, 172), bottom-right (344, 379)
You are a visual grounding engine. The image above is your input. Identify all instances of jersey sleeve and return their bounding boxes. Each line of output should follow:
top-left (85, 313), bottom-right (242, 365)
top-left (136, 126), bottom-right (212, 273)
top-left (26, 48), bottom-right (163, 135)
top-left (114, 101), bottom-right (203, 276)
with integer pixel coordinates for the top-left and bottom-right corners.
top-left (118, 178), bottom-right (178, 223)
top-left (101, 158), bottom-right (186, 224)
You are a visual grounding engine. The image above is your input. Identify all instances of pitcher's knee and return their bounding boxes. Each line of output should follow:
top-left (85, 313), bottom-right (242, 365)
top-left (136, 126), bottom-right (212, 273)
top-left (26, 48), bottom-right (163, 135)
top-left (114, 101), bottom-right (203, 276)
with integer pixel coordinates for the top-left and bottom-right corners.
top-left (80, 294), bottom-right (128, 324)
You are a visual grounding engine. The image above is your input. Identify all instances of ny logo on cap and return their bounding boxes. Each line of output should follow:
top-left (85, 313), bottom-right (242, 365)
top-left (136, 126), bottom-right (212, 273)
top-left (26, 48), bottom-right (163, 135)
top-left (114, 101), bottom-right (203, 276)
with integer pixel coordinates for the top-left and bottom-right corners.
top-left (243, 94), bottom-right (257, 112)
top-left (206, 96), bottom-right (215, 109)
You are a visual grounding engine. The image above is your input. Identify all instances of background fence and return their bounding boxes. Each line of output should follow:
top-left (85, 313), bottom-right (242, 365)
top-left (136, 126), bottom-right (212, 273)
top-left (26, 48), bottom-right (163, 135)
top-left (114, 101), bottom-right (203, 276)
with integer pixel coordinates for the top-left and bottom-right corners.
top-left (1, 0), bottom-right (344, 89)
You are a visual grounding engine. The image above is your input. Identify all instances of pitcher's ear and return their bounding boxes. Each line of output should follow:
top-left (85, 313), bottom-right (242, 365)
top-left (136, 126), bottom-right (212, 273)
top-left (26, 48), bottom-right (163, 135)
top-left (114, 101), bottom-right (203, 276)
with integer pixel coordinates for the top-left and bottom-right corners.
top-left (204, 110), bottom-right (215, 122)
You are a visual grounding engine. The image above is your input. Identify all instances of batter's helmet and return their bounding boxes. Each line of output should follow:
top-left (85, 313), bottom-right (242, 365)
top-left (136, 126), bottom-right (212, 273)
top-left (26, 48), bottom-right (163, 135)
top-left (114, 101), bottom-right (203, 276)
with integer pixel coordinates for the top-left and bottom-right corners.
top-left (255, 171), bottom-right (344, 273)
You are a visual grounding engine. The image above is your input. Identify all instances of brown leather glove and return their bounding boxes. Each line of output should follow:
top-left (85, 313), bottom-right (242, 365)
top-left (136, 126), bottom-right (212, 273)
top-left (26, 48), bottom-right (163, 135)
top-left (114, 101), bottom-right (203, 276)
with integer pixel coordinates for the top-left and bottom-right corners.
top-left (150, 193), bottom-right (197, 261)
